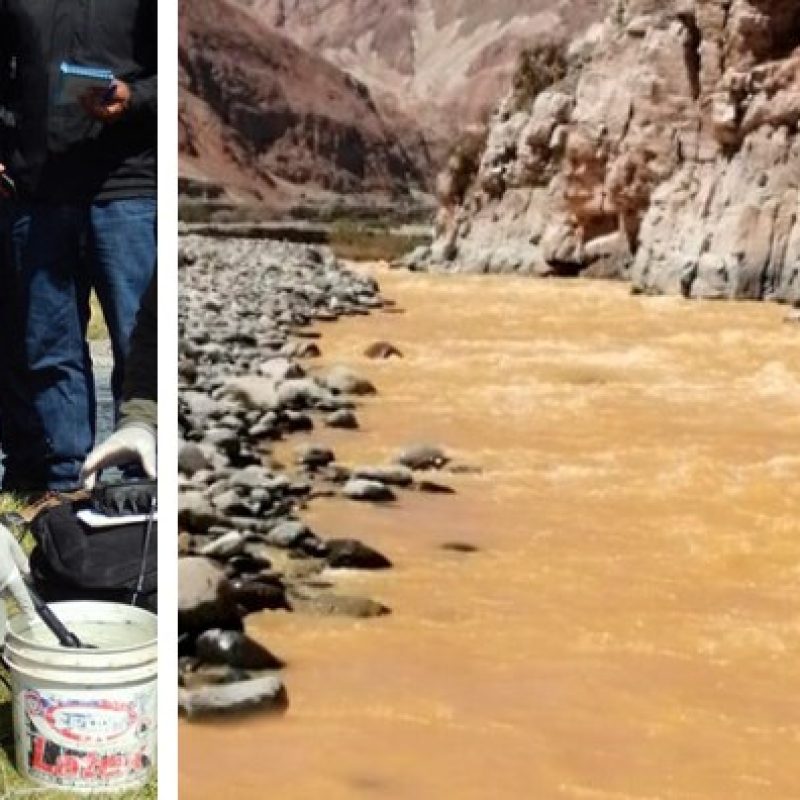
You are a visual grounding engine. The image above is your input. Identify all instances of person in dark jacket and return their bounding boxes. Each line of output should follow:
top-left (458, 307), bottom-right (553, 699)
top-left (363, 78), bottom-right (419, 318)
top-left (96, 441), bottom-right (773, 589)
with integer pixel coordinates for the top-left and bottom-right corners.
top-left (0, 0), bottom-right (156, 491)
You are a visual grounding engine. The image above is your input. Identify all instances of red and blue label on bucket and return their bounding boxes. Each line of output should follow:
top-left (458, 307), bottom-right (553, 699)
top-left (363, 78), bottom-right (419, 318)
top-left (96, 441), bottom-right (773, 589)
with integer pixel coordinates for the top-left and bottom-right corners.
top-left (22, 689), bottom-right (155, 789)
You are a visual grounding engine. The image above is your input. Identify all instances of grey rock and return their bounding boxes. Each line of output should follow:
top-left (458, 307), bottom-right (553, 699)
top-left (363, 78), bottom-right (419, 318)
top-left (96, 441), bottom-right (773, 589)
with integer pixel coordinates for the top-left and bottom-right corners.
top-left (259, 357), bottom-right (304, 382)
top-left (295, 443), bottom-right (335, 468)
top-left (179, 492), bottom-right (219, 533)
top-left (364, 341), bottom-right (403, 359)
top-left (352, 465), bottom-right (413, 487)
top-left (230, 465), bottom-right (273, 489)
top-left (343, 479), bottom-right (396, 502)
top-left (179, 676), bottom-right (288, 719)
top-left (265, 521), bottom-right (311, 548)
top-left (326, 539), bottom-right (392, 570)
top-left (178, 557), bottom-right (240, 634)
top-left (417, 480), bottom-right (456, 494)
top-left (393, 444), bottom-right (449, 470)
top-left (204, 428), bottom-right (240, 457)
top-left (324, 366), bottom-right (377, 396)
top-left (180, 663), bottom-right (250, 691)
top-left (179, 442), bottom-right (212, 476)
top-left (228, 579), bottom-right (288, 613)
top-left (277, 378), bottom-right (327, 409)
top-left (182, 391), bottom-right (223, 418)
top-left (440, 542), bottom-right (480, 553)
top-left (223, 377), bottom-right (279, 410)
top-left (199, 531), bottom-right (246, 559)
top-left (325, 409), bottom-right (359, 429)
top-left (212, 489), bottom-right (251, 518)
top-left (281, 341), bottom-right (321, 359)
top-left (195, 629), bottom-right (285, 670)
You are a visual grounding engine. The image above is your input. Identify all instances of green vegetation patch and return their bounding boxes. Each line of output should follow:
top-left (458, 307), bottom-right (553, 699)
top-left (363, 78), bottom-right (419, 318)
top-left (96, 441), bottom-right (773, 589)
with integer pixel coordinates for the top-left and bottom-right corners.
top-left (512, 41), bottom-right (568, 111)
top-left (329, 220), bottom-right (429, 262)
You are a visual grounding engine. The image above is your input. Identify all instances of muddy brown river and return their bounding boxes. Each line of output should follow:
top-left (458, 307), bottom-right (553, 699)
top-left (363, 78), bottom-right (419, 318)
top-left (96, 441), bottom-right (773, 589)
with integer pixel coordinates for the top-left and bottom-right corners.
top-left (181, 267), bottom-right (800, 799)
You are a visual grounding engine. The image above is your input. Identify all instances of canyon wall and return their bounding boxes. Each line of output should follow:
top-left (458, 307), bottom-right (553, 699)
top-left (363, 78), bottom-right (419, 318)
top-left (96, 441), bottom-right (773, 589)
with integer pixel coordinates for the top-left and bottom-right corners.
top-left (408, 0), bottom-right (800, 302)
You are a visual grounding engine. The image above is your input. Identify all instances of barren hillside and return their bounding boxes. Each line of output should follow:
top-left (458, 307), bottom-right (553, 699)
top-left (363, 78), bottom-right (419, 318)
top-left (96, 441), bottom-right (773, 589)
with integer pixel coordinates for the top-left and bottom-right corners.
top-left (236, 0), bottom-right (607, 154)
top-left (179, 0), bottom-right (430, 204)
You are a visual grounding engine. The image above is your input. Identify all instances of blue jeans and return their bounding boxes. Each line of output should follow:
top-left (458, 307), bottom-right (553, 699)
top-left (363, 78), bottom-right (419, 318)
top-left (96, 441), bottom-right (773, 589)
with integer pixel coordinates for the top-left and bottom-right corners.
top-left (0, 198), bottom-right (156, 491)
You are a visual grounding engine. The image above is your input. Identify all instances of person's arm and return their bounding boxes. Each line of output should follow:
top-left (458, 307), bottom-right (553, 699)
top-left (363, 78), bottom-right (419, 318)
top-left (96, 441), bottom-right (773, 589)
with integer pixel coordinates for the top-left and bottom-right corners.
top-left (127, 0), bottom-right (157, 118)
top-left (82, 0), bottom-right (157, 123)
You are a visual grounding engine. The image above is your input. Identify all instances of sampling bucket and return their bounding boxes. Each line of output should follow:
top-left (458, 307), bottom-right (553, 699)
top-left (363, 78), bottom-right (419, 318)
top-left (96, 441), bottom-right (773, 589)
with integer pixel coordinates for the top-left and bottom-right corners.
top-left (4, 601), bottom-right (157, 793)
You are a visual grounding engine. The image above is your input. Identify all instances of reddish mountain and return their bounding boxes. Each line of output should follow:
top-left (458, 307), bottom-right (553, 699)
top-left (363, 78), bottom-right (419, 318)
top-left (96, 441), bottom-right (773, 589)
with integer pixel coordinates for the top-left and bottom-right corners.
top-left (237, 0), bottom-right (607, 142)
top-left (179, 0), bottom-right (430, 204)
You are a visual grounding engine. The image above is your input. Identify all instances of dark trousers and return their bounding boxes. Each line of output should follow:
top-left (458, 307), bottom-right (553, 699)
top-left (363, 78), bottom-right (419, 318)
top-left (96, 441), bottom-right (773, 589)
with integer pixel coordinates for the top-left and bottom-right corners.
top-left (0, 197), bottom-right (156, 491)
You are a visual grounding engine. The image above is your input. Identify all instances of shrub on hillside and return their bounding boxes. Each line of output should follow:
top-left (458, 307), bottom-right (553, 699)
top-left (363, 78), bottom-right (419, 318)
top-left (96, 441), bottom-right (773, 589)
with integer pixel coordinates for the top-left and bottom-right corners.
top-left (512, 41), bottom-right (568, 111)
top-left (439, 125), bottom-right (489, 206)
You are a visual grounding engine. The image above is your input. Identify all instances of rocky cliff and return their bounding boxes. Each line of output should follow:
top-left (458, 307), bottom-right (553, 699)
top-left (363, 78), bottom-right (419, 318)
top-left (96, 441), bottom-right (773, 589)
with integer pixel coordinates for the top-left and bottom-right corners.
top-left (408, 0), bottom-right (800, 303)
top-left (179, 0), bottom-right (429, 203)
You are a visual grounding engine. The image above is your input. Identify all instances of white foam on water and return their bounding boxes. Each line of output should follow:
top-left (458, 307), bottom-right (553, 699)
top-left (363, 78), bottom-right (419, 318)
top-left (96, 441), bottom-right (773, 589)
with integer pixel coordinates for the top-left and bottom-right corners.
top-left (745, 361), bottom-right (800, 399)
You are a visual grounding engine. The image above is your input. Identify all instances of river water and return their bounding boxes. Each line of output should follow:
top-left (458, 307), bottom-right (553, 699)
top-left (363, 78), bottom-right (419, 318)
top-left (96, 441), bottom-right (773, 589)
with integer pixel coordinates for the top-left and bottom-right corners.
top-left (181, 267), bottom-right (800, 800)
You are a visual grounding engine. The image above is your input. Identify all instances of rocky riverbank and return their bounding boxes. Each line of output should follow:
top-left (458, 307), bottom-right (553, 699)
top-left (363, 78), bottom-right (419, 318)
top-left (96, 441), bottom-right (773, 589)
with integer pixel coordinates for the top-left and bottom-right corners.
top-left (178, 236), bottom-right (452, 717)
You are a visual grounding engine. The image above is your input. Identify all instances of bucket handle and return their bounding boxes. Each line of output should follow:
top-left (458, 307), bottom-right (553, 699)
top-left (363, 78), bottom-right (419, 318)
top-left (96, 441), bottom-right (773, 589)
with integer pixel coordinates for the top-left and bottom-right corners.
top-left (0, 650), bottom-right (11, 693)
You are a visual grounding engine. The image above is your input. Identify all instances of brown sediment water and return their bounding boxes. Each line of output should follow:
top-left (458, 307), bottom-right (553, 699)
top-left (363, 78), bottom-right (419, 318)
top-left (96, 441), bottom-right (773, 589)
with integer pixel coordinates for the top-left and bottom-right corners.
top-left (180, 267), bottom-right (800, 800)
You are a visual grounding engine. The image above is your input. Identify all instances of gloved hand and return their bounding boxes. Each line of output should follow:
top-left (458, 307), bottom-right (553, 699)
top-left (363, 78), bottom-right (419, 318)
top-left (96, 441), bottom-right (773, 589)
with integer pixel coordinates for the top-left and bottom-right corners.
top-left (0, 525), bottom-right (34, 616)
top-left (80, 423), bottom-right (157, 489)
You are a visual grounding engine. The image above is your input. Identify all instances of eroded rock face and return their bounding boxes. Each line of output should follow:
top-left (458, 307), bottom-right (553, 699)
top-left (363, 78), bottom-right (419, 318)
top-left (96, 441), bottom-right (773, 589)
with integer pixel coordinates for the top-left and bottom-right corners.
top-left (408, 0), bottom-right (800, 303)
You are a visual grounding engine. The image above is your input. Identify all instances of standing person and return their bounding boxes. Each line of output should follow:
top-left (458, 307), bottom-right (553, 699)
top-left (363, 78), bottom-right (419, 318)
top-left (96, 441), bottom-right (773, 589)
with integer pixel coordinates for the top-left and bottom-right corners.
top-left (81, 271), bottom-right (157, 488)
top-left (0, 0), bottom-right (157, 491)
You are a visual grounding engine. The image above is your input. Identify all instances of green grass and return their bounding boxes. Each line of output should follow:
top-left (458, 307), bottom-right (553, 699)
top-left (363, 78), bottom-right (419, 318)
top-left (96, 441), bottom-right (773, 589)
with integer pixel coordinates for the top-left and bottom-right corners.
top-left (329, 221), bottom-right (428, 262)
top-left (0, 496), bottom-right (157, 799)
top-left (88, 293), bottom-right (108, 342)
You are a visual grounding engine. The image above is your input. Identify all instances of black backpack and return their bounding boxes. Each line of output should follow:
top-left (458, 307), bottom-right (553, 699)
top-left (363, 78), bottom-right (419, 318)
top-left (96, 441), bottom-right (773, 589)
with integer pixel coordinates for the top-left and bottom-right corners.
top-left (29, 500), bottom-right (157, 613)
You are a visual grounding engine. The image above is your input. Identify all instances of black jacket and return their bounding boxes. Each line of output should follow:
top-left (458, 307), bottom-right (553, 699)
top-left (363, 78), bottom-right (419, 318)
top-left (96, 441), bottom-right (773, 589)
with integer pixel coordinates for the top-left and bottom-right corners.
top-left (0, 0), bottom-right (156, 202)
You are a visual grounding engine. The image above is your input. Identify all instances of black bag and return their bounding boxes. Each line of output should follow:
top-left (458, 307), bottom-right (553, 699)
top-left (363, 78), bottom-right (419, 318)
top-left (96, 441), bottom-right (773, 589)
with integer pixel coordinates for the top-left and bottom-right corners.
top-left (29, 500), bottom-right (157, 612)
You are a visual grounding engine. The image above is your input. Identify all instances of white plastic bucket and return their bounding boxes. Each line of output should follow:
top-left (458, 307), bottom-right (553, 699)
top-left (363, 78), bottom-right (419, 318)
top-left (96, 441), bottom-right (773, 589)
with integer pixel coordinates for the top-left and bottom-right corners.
top-left (4, 601), bottom-right (157, 794)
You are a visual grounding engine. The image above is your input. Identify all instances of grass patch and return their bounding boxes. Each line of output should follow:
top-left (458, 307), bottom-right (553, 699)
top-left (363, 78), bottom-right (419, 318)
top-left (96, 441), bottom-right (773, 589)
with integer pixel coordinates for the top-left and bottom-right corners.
top-left (87, 292), bottom-right (108, 342)
top-left (329, 221), bottom-right (428, 262)
top-left (511, 40), bottom-right (568, 111)
top-left (0, 496), bottom-right (157, 799)
top-left (443, 127), bottom-right (489, 205)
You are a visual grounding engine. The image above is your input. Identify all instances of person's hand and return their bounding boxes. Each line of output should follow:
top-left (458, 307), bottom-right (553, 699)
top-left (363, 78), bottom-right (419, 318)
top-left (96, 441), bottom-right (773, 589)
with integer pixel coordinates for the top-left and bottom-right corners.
top-left (0, 163), bottom-right (15, 200)
top-left (0, 525), bottom-right (33, 615)
top-left (80, 424), bottom-right (157, 489)
top-left (80, 80), bottom-right (132, 123)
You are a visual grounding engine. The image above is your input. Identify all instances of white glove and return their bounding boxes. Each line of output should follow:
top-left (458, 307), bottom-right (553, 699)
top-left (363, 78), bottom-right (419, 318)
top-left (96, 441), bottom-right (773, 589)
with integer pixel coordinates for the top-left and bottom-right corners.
top-left (80, 423), bottom-right (157, 489)
top-left (0, 525), bottom-right (34, 616)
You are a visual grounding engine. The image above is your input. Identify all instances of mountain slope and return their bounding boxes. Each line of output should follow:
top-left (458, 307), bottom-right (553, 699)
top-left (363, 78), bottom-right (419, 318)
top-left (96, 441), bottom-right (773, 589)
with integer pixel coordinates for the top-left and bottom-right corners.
top-left (179, 0), bottom-right (430, 203)
top-left (236, 0), bottom-right (608, 152)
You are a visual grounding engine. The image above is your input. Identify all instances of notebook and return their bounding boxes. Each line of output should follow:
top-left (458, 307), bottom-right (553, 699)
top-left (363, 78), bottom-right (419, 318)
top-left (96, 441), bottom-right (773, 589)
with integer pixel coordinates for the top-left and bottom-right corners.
top-left (56, 62), bottom-right (115, 105)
